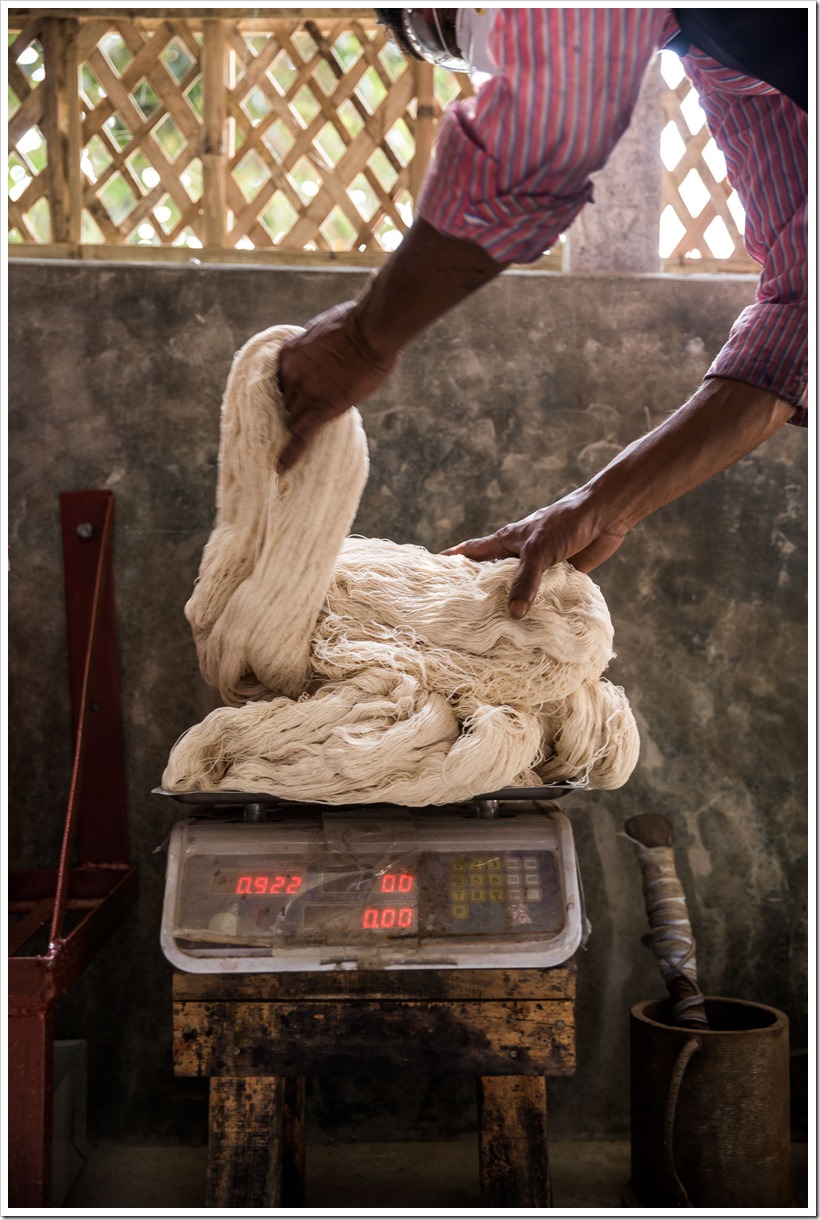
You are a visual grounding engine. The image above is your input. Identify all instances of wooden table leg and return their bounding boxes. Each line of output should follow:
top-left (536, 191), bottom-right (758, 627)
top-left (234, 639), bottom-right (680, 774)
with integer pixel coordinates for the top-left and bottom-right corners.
top-left (281, 1077), bottom-right (306, 1206)
top-left (477, 1076), bottom-right (552, 1207)
top-left (207, 1077), bottom-right (286, 1207)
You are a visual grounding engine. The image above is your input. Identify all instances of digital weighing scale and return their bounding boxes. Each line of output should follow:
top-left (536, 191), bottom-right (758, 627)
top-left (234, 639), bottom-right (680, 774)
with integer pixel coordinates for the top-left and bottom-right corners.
top-left (157, 787), bottom-right (586, 973)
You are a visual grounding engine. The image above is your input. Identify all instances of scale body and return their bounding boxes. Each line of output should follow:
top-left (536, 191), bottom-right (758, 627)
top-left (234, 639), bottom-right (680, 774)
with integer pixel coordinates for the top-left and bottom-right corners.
top-left (160, 796), bottom-right (585, 973)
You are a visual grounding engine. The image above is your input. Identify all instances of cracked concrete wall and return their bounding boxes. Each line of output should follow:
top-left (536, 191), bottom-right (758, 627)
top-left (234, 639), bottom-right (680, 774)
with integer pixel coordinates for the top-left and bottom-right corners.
top-left (8, 261), bottom-right (807, 1143)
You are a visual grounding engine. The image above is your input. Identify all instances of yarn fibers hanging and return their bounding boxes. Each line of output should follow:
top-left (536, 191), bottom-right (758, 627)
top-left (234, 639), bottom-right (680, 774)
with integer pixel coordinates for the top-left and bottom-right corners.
top-left (163, 325), bottom-right (640, 804)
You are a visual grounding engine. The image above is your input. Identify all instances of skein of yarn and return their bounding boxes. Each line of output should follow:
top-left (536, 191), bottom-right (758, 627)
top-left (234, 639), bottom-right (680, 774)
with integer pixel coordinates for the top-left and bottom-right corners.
top-left (163, 325), bottom-right (639, 804)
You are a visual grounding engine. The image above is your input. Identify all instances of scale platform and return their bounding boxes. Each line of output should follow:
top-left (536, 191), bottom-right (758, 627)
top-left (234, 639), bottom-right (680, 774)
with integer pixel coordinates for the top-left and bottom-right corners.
top-left (156, 787), bottom-right (586, 973)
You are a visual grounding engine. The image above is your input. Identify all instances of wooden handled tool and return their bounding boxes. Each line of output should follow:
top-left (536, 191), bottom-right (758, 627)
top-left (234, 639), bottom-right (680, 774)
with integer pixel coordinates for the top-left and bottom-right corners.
top-left (625, 812), bottom-right (709, 1029)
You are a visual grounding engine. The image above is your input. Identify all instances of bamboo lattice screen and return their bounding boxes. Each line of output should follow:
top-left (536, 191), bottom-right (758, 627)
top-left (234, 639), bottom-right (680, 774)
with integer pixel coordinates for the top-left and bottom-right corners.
top-left (7, 9), bottom-right (757, 273)
top-left (658, 49), bottom-right (756, 273)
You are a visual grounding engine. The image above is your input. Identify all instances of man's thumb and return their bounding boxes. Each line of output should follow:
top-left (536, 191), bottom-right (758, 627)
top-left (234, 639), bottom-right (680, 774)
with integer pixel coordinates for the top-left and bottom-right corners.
top-left (508, 557), bottom-right (544, 619)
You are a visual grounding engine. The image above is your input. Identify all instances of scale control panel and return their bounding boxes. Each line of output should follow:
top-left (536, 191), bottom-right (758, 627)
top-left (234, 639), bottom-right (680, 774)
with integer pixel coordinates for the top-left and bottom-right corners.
top-left (160, 806), bottom-right (584, 972)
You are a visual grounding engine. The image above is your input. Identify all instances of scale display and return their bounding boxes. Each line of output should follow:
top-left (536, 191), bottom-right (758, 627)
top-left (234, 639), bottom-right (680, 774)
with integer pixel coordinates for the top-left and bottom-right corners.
top-left (161, 807), bottom-right (584, 972)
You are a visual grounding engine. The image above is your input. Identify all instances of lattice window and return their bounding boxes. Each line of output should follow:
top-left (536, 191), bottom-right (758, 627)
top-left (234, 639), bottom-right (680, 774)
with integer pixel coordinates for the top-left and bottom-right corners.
top-left (7, 10), bottom-right (519, 265)
top-left (8, 11), bottom-right (757, 274)
top-left (8, 23), bottom-right (50, 242)
top-left (76, 19), bottom-right (205, 247)
top-left (659, 50), bottom-right (756, 274)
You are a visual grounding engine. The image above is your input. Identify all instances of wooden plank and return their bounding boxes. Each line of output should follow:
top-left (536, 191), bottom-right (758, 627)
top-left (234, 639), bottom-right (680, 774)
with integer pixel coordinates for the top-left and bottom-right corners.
top-left (7, 173), bottom-right (48, 218)
top-left (64, 21), bottom-right (83, 243)
top-left (7, 240), bottom-right (392, 265)
top-left (7, 13), bottom-right (44, 60)
top-left (8, 75), bottom-right (46, 147)
top-left (174, 998), bottom-right (576, 1078)
top-left (172, 964), bottom-right (576, 1002)
top-left (477, 1076), bottom-right (551, 1207)
top-left (207, 1076), bottom-right (285, 1207)
top-left (40, 18), bottom-right (71, 241)
top-left (5, 240), bottom-right (569, 272)
top-left (201, 18), bottom-right (228, 249)
top-left (10, 9), bottom-right (376, 21)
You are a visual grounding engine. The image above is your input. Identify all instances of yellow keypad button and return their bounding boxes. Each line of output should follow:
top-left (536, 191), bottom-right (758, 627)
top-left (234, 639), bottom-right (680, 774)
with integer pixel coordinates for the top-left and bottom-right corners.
top-left (470, 889), bottom-right (485, 903)
top-left (452, 903), bottom-right (469, 920)
top-left (469, 874), bottom-right (484, 888)
top-left (489, 888), bottom-right (504, 902)
top-left (489, 873), bottom-right (503, 887)
top-left (451, 888), bottom-right (468, 902)
top-left (450, 859), bottom-right (466, 872)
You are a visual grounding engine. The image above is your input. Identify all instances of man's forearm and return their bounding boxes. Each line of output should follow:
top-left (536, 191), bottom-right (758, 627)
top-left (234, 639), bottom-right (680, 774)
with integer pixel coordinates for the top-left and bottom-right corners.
top-left (353, 218), bottom-right (506, 359)
top-left (585, 376), bottom-right (797, 533)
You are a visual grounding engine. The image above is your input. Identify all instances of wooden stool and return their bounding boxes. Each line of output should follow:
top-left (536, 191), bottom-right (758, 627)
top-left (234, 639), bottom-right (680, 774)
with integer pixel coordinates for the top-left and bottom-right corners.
top-left (173, 963), bottom-right (576, 1208)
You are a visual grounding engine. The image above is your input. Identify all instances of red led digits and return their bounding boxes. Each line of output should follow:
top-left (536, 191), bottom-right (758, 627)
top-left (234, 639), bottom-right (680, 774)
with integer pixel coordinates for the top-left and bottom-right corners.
top-left (362, 907), bottom-right (415, 930)
top-left (234, 874), bottom-right (303, 895)
top-left (380, 872), bottom-right (414, 894)
top-left (363, 871), bottom-right (416, 929)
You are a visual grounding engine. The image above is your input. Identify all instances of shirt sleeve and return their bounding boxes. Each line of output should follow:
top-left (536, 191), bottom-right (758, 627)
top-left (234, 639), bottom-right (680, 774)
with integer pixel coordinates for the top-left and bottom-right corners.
top-left (416, 8), bottom-right (668, 265)
top-left (682, 68), bottom-right (809, 419)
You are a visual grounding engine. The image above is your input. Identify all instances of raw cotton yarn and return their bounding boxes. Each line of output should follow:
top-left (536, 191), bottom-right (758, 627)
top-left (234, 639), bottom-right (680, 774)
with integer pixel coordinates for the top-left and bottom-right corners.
top-left (163, 325), bottom-right (639, 804)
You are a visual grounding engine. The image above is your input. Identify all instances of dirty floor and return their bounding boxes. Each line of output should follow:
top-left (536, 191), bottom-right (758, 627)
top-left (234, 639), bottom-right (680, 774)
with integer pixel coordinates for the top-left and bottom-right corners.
top-left (64, 1138), bottom-right (809, 1210)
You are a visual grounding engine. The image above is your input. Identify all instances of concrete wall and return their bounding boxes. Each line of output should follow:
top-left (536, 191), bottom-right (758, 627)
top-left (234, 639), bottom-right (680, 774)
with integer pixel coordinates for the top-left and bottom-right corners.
top-left (8, 260), bottom-right (807, 1144)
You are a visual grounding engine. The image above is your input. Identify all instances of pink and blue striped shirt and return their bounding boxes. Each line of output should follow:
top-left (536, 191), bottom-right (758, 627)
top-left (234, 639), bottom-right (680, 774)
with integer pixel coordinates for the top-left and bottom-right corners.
top-left (417, 9), bottom-right (808, 422)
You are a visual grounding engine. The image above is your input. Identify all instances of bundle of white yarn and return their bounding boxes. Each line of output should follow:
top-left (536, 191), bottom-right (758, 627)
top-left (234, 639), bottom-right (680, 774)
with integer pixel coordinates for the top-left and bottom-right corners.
top-left (163, 325), bottom-right (639, 804)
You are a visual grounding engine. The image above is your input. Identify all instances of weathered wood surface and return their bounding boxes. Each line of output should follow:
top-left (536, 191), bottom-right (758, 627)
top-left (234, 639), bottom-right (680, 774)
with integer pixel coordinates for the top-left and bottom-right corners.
top-left (172, 963), bottom-right (576, 1003)
top-left (477, 1075), bottom-right (551, 1207)
top-left (174, 998), bottom-right (576, 1078)
top-left (207, 1076), bottom-right (285, 1207)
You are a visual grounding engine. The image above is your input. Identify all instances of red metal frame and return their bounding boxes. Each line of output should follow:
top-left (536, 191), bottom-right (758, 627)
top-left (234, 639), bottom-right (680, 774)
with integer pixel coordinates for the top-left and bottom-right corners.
top-left (8, 490), bottom-right (139, 1207)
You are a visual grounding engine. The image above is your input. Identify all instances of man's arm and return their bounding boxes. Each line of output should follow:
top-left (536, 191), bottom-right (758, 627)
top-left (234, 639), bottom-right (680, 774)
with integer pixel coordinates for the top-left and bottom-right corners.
top-left (276, 219), bottom-right (504, 473)
top-left (278, 9), bottom-right (665, 472)
top-left (446, 377), bottom-right (797, 616)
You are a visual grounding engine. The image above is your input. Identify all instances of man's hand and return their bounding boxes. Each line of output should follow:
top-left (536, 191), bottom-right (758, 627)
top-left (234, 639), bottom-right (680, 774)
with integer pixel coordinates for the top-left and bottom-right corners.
top-left (277, 302), bottom-right (397, 473)
top-left (444, 491), bottom-right (629, 618)
top-left (445, 378), bottom-right (795, 619)
top-left (277, 219), bottom-right (504, 473)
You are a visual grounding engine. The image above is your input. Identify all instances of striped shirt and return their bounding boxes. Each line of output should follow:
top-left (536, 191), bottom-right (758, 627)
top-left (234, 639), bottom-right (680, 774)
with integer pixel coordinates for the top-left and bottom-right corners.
top-left (417, 9), bottom-right (808, 422)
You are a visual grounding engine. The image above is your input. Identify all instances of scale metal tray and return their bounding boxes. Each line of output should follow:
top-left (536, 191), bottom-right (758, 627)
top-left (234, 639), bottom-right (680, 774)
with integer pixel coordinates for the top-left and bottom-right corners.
top-left (152, 783), bottom-right (582, 813)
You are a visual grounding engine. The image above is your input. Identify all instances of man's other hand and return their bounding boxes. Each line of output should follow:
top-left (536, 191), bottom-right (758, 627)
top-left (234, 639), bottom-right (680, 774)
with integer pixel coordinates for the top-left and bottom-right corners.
top-left (443, 493), bottom-right (628, 618)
